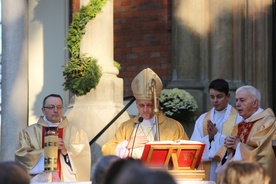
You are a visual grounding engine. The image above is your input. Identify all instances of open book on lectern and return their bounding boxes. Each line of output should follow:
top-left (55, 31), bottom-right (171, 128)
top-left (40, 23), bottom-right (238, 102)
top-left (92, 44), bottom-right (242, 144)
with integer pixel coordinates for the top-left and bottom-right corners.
top-left (140, 140), bottom-right (205, 170)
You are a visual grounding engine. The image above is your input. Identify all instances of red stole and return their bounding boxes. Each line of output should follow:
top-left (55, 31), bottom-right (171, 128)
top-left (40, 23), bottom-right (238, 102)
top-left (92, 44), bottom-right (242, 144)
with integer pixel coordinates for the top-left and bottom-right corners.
top-left (237, 121), bottom-right (256, 143)
top-left (42, 127), bottom-right (63, 179)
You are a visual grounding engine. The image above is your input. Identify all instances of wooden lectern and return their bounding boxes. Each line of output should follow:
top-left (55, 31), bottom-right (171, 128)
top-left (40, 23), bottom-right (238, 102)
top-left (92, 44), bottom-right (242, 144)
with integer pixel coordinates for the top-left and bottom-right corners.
top-left (141, 140), bottom-right (206, 181)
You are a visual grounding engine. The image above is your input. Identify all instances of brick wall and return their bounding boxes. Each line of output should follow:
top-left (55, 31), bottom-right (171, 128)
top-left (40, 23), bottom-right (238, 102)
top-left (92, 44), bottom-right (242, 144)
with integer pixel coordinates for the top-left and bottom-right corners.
top-left (70, 0), bottom-right (80, 16)
top-left (114, 0), bottom-right (172, 97)
top-left (70, 0), bottom-right (172, 97)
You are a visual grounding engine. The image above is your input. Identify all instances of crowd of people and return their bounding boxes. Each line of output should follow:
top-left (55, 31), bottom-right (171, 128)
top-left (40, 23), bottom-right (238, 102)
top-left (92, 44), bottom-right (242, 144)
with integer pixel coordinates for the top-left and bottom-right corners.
top-left (0, 68), bottom-right (275, 184)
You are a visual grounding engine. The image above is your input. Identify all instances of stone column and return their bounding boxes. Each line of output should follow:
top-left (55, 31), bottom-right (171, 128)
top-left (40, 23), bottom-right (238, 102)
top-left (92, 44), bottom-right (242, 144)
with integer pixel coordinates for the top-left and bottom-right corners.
top-left (64, 0), bottom-right (130, 165)
top-left (0, 0), bottom-right (28, 161)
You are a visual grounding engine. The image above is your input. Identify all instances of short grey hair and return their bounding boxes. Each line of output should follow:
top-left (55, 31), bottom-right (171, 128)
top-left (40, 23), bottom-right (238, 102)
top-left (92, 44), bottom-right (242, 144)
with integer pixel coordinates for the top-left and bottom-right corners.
top-left (236, 85), bottom-right (261, 104)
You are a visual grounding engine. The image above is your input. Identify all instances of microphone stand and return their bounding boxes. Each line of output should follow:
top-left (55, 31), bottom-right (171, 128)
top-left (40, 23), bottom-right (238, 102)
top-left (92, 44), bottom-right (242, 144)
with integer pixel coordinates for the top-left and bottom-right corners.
top-left (130, 117), bottom-right (143, 157)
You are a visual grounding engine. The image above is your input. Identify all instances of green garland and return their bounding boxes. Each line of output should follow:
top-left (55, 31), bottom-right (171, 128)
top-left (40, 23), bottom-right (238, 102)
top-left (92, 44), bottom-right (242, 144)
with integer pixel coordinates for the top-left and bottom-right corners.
top-left (63, 0), bottom-right (108, 96)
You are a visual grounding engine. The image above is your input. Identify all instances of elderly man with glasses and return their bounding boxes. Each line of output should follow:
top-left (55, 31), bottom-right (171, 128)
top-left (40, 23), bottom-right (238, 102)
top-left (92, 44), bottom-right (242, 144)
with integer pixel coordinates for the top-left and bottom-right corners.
top-left (15, 94), bottom-right (91, 182)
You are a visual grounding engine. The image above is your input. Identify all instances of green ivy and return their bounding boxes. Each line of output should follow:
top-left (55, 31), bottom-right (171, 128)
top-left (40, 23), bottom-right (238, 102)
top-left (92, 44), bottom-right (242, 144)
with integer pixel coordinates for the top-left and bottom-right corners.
top-left (113, 61), bottom-right (121, 70)
top-left (63, 0), bottom-right (108, 96)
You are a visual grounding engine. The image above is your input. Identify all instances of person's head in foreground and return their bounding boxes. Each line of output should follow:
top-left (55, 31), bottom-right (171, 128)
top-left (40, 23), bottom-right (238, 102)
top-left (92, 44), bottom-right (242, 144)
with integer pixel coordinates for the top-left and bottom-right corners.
top-left (0, 161), bottom-right (30, 184)
top-left (222, 161), bottom-right (270, 184)
top-left (104, 158), bottom-right (176, 184)
top-left (91, 155), bottom-right (121, 184)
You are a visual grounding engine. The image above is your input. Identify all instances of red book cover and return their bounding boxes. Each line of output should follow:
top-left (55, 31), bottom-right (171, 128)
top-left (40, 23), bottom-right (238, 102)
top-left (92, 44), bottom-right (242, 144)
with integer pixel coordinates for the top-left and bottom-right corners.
top-left (141, 140), bottom-right (205, 170)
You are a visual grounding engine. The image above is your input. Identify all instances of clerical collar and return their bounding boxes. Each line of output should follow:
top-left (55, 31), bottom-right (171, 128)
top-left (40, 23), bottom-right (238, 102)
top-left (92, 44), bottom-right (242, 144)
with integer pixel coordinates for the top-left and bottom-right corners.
top-left (141, 116), bottom-right (155, 125)
top-left (214, 108), bottom-right (227, 114)
top-left (43, 116), bottom-right (63, 127)
top-left (243, 107), bottom-right (264, 122)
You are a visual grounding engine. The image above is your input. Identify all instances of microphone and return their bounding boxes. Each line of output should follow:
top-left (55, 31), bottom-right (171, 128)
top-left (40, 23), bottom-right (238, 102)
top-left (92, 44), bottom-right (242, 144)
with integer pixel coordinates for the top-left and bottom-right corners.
top-left (138, 117), bottom-right (143, 124)
top-left (130, 117), bottom-right (143, 157)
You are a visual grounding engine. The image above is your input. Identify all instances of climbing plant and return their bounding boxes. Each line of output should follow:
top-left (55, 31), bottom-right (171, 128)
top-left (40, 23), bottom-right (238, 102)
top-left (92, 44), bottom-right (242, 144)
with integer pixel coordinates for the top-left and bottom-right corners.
top-left (63, 0), bottom-right (108, 96)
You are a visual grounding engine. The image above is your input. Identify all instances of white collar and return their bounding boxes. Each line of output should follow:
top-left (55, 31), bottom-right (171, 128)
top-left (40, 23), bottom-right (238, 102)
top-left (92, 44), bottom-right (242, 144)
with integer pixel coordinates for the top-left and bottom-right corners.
top-left (141, 116), bottom-right (155, 125)
top-left (244, 107), bottom-right (264, 122)
top-left (210, 104), bottom-right (232, 123)
top-left (43, 116), bottom-right (63, 127)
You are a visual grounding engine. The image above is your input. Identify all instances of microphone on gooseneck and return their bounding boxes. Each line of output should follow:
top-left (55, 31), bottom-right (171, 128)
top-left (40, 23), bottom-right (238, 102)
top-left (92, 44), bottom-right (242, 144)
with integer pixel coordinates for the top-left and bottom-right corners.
top-left (130, 117), bottom-right (143, 157)
top-left (138, 117), bottom-right (144, 124)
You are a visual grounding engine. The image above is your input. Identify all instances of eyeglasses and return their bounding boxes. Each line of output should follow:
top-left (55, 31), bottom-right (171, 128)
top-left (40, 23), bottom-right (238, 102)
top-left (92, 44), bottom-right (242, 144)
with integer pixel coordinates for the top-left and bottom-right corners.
top-left (43, 106), bottom-right (63, 111)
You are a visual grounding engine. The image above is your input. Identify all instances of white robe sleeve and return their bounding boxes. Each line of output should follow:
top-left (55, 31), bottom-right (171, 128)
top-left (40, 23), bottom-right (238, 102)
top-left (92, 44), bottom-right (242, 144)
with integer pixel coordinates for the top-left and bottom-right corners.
top-left (233, 143), bottom-right (242, 161)
top-left (29, 154), bottom-right (45, 174)
top-left (190, 113), bottom-right (207, 141)
top-left (208, 132), bottom-right (227, 158)
top-left (115, 140), bottom-right (130, 158)
top-left (191, 113), bottom-right (212, 161)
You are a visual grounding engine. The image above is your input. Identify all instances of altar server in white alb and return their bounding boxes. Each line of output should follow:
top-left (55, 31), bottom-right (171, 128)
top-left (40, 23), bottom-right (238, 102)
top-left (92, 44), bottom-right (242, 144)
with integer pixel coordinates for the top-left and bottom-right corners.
top-left (190, 79), bottom-right (242, 182)
top-left (15, 94), bottom-right (91, 182)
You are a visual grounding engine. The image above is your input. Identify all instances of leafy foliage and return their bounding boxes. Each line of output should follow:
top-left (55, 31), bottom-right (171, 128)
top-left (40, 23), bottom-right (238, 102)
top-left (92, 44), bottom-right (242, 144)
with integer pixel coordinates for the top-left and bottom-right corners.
top-left (66, 0), bottom-right (108, 58)
top-left (113, 61), bottom-right (121, 70)
top-left (63, 0), bottom-right (108, 96)
top-left (63, 55), bottom-right (102, 96)
top-left (159, 88), bottom-right (198, 119)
